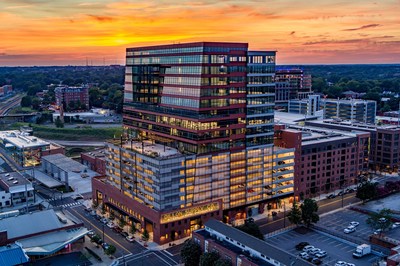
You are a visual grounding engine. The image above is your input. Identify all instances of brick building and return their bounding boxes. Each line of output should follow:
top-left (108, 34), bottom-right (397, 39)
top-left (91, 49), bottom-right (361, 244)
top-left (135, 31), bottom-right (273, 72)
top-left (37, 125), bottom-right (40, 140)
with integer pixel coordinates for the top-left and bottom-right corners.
top-left (307, 120), bottom-right (400, 173)
top-left (81, 148), bottom-right (107, 175)
top-left (274, 124), bottom-right (369, 199)
top-left (55, 85), bottom-right (89, 110)
top-left (192, 219), bottom-right (311, 266)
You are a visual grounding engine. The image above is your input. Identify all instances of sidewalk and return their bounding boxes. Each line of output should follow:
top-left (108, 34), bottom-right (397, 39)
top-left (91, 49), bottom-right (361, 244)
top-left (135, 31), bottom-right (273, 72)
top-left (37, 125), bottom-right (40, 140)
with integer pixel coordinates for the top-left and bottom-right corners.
top-left (71, 236), bottom-right (115, 266)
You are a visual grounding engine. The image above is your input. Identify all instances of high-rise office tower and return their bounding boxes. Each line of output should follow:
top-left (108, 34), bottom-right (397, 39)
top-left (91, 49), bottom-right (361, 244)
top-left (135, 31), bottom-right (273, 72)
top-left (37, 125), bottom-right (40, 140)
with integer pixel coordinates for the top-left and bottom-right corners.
top-left (92, 42), bottom-right (294, 244)
top-left (275, 68), bottom-right (313, 109)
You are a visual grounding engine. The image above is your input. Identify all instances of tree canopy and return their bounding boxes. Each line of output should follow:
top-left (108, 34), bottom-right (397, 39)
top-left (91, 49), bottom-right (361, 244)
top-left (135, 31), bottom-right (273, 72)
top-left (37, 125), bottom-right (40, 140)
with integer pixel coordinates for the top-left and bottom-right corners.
top-left (300, 198), bottom-right (319, 227)
top-left (235, 220), bottom-right (264, 240)
top-left (287, 200), bottom-right (302, 226)
top-left (356, 181), bottom-right (378, 203)
top-left (180, 239), bottom-right (202, 266)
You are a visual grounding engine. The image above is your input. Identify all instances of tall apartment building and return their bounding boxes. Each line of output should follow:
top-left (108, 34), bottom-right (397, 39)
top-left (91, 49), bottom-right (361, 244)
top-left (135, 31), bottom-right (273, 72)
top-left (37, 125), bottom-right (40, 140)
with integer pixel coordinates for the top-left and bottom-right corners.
top-left (288, 94), bottom-right (321, 116)
top-left (92, 42), bottom-right (294, 244)
top-left (275, 124), bottom-right (369, 198)
top-left (275, 69), bottom-right (313, 109)
top-left (307, 120), bottom-right (400, 172)
top-left (322, 98), bottom-right (376, 124)
top-left (55, 85), bottom-right (89, 110)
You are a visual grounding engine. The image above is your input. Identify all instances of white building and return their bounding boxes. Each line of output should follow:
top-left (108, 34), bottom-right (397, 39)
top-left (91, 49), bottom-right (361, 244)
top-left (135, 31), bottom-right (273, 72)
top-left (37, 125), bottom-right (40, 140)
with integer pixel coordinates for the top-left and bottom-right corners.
top-left (0, 172), bottom-right (34, 208)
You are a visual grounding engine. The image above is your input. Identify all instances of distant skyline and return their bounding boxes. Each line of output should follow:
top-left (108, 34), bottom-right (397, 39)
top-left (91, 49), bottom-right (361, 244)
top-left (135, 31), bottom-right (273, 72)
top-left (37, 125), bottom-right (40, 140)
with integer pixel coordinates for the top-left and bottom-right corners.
top-left (0, 0), bottom-right (399, 66)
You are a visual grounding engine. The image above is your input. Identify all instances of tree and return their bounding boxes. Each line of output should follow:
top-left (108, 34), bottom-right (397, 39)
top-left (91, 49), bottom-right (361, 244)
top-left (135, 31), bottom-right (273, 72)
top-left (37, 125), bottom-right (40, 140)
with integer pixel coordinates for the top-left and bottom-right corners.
top-left (31, 97), bottom-right (41, 110)
top-left (287, 200), bottom-right (302, 226)
top-left (130, 223), bottom-right (137, 235)
top-left (200, 251), bottom-right (220, 266)
top-left (68, 100), bottom-right (76, 111)
top-left (55, 116), bottom-right (64, 128)
top-left (300, 198), bottom-right (319, 227)
top-left (356, 181), bottom-right (378, 203)
top-left (105, 244), bottom-right (116, 256)
top-left (142, 229), bottom-right (149, 242)
top-left (235, 220), bottom-right (264, 240)
top-left (215, 258), bottom-right (232, 266)
top-left (119, 217), bottom-right (126, 229)
top-left (21, 96), bottom-right (32, 107)
top-left (180, 239), bottom-right (202, 266)
top-left (91, 234), bottom-right (101, 244)
top-left (367, 208), bottom-right (393, 236)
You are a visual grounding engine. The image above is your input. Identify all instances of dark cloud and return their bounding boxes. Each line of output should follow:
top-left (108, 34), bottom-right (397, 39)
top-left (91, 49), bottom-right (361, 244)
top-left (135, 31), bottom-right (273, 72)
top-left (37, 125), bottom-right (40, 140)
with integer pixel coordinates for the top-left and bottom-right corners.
top-left (87, 15), bottom-right (115, 22)
top-left (303, 39), bottom-right (366, 45)
top-left (342, 24), bottom-right (380, 31)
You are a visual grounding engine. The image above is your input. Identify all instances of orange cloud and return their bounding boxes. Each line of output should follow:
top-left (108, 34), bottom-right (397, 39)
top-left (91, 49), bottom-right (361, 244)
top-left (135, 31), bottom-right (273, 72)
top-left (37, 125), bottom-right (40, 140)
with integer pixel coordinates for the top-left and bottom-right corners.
top-left (0, 0), bottom-right (398, 65)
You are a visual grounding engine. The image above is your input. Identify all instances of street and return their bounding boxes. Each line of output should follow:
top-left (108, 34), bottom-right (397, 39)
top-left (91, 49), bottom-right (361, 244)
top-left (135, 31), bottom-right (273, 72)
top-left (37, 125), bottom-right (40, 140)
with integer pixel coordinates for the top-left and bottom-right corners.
top-left (257, 192), bottom-right (361, 234)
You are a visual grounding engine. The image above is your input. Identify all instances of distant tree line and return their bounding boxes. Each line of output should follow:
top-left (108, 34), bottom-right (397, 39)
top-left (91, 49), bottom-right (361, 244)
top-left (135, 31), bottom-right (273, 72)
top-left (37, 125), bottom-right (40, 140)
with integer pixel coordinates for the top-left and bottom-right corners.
top-left (0, 66), bottom-right (124, 113)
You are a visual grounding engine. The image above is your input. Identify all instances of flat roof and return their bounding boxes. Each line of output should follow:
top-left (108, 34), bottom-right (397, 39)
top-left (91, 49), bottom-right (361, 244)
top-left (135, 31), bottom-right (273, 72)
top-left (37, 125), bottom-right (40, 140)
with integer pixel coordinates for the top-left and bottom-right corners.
top-left (0, 172), bottom-right (30, 189)
top-left (308, 119), bottom-right (399, 131)
top-left (204, 219), bottom-right (311, 266)
top-left (33, 170), bottom-right (63, 188)
top-left (42, 154), bottom-right (87, 173)
top-left (274, 111), bottom-right (320, 125)
top-left (0, 209), bottom-right (73, 239)
top-left (82, 148), bottom-right (106, 158)
top-left (322, 98), bottom-right (375, 104)
top-left (0, 130), bottom-right (49, 149)
top-left (122, 140), bottom-right (181, 158)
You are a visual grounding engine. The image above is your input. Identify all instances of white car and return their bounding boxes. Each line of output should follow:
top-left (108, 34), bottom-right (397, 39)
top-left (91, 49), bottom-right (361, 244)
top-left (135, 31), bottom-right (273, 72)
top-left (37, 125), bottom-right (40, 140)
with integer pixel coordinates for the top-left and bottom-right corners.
top-left (374, 228), bottom-right (382, 234)
top-left (303, 245), bottom-right (314, 252)
top-left (335, 261), bottom-right (347, 266)
top-left (126, 235), bottom-right (135, 242)
top-left (309, 247), bottom-right (321, 255)
top-left (315, 250), bottom-right (327, 258)
top-left (392, 222), bottom-right (400, 228)
top-left (106, 222), bottom-right (115, 228)
top-left (379, 217), bottom-right (387, 223)
top-left (349, 221), bottom-right (359, 227)
top-left (344, 226), bottom-right (356, 234)
top-left (346, 264), bottom-right (355, 266)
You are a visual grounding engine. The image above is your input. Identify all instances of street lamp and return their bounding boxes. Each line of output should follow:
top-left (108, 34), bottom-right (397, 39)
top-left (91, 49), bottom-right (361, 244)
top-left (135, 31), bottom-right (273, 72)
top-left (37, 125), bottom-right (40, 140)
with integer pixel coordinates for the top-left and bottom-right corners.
top-left (102, 223), bottom-right (105, 243)
top-left (283, 202), bottom-right (286, 228)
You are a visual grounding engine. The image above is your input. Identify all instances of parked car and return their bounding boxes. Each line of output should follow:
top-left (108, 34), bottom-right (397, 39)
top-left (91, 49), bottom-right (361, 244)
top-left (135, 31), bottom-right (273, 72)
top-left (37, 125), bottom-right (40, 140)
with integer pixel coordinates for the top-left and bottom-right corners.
top-left (327, 194), bottom-right (336, 199)
top-left (126, 235), bottom-right (135, 242)
top-left (335, 261), bottom-right (347, 266)
top-left (303, 245), bottom-right (314, 252)
top-left (296, 242), bottom-right (310, 251)
top-left (312, 258), bottom-right (322, 265)
top-left (300, 253), bottom-right (310, 260)
top-left (349, 221), bottom-right (360, 227)
top-left (107, 222), bottom-right (115, 228)
top-left (379, 217), bottom-right (388, 223)
top-left (346, 188), bottom-right (355, 193)
top-left (113, 227), bottom-right (123, 233)
top-left (121, 232), bottom-right (129, 238)
top-left (102, 242), bottom-right (110, 250)
top-left (346, 264), bottom-right (355, 266)
top-left (84, 208), bottom-right (91, 212)
top-left (101, 218), bottom-right (108, 224)
top-left (272, 211), bottom-right (278, 216)
top-left (374, 229), bottom-right (382, 235)
top-left (392, 222), bottom-right (400, 228)
top-left (309, 248), bottom-right (321, 255)
top-left (315, 250), bottom-right (327, 258)
top-left (344, 226), bottom-right (356, 234)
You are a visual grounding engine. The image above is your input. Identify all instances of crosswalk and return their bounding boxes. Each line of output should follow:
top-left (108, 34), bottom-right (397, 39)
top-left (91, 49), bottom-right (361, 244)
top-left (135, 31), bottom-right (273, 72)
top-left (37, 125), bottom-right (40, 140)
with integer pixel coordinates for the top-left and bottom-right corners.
top-left (54, 201), bottom-right (82, 208)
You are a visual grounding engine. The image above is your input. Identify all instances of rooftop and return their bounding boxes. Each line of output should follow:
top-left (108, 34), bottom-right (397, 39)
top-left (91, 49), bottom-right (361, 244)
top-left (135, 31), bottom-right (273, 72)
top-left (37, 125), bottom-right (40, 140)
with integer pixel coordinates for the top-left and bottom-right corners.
top-left (0, 209), bottom-right (74, 239)
top-left (0, 243), bottom-right (29, 266)
top-left (121, 140), bottom-right (181, 159)
top-left (274, 111), bottom-right (320, 125)
top-left (0, 130), bottom-right (49, 149)
top-left (322, 98), bottom-right (375, 103)
top-left (82, 148), bottom-right (106, 158)
top-left (308, 119), bottom-right (400, 131)
top-left (42, 154), bottom-right (87, 173)
top-left (0, 172), bottom-right (31, 191)
top-left (203, 219), bottom-right (311, 266)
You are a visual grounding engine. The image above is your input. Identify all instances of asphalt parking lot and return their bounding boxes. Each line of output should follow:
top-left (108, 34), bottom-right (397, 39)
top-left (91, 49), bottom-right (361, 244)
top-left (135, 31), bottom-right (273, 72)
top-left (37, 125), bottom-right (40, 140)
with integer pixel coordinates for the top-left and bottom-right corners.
top-left (318, 209), bottom-right (375, 243)
top-left (265, 228), bottom-right (382, 265)
top-left (320, 207), bottom-right (400, 243)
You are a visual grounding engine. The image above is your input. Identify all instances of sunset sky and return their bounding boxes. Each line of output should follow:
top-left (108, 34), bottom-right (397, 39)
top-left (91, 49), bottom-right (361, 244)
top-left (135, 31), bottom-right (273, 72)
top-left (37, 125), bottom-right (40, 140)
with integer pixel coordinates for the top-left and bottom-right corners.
top-left (0, 0), bottom-right (399, 66)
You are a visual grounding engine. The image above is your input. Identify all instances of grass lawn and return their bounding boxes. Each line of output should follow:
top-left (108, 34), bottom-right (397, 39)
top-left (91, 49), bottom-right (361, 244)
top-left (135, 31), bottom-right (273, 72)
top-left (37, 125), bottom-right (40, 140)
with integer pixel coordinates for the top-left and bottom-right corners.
top-left (8, 122), bottom-right (123, 141)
